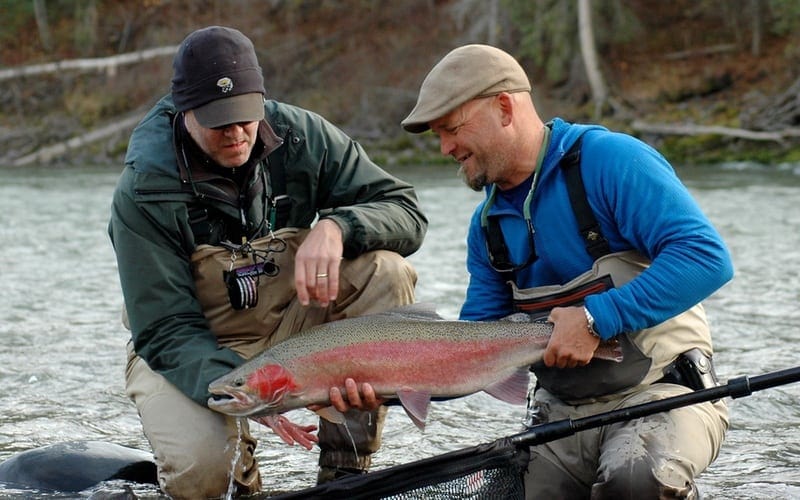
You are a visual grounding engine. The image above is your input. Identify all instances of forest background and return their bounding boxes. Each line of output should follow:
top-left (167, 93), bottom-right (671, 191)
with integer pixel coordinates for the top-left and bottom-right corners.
top-left (1, 0), bottom-right (799, 168)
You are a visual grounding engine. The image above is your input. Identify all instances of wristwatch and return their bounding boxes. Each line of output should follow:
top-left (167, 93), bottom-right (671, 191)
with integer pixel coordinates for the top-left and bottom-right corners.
top-left (583, 306), bottom-right (600, 339)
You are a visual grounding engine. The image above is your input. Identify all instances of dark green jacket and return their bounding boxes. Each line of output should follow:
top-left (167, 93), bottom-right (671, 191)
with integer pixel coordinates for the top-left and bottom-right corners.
top-left (108, 95), bottom-right (427, 405)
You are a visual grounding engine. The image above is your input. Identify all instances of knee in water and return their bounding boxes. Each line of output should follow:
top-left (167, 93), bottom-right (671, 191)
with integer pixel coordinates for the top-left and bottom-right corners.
top-left (595, 457), bottom-right (696, 499)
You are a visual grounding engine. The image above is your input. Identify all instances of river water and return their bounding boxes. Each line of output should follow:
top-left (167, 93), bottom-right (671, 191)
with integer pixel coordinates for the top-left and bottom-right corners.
top-left (1, 161), bottom-right (799, 499)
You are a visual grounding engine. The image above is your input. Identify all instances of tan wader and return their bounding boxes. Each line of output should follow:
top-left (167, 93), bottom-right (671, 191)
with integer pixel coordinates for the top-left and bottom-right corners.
top-left (514, 251), bottom-right (728, 498)
top-left (524, 385), bottom-right (728, 499)
top-left (125, 228), bottom-right (417, 499)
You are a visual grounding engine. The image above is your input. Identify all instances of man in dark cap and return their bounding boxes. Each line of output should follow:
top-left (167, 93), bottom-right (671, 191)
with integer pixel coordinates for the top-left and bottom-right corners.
top-left (402, 44), bottom-right (732, 499)
top-left (109, 26), bottom-right (427, 498)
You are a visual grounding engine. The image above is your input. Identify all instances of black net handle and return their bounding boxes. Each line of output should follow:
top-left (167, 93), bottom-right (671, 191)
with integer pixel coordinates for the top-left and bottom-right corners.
top-left (510, 365), bottom-right (800, 447)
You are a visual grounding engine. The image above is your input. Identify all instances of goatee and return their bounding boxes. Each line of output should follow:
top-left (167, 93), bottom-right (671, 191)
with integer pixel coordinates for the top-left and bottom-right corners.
top-left (458, 166), bottom-right (486, 192)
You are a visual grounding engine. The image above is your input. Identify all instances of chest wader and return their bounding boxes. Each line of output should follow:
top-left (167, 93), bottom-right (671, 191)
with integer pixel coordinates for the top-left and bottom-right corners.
top-left (484, 135), bottom-right (716, 404)
top-left (187, 154), bottom-right (301, 359)
top-left (191, 227), bottom-right (311, 359)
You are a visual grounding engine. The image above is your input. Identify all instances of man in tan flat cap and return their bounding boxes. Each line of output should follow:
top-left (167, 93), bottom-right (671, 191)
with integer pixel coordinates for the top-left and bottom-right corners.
top-left (403, 44), bottom-right (732, 499)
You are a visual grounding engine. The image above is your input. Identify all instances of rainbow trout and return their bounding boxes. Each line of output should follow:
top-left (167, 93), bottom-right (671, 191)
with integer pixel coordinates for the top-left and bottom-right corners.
top-left (208, 303), bottom-right (622, 431)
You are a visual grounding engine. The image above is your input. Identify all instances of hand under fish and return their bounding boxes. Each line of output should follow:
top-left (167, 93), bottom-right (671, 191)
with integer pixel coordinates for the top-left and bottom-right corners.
top-left (254, 378), bottom-right (383, 449)
top-left (250, 415), bottom-right (318, 450)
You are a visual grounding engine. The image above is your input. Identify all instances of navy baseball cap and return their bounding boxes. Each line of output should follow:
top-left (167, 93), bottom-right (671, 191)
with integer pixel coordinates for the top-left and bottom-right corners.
top-left (171, 26), bottom-right (266, 128)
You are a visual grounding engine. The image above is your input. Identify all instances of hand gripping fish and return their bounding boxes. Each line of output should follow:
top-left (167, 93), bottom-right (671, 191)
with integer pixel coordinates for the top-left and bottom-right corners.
top-left (208, 303), bottom-right (622, 443)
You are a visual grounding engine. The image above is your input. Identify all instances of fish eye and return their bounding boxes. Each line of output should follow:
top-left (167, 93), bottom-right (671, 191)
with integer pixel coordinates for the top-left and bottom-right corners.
top-left (233, 377), bottom-right (245, 387)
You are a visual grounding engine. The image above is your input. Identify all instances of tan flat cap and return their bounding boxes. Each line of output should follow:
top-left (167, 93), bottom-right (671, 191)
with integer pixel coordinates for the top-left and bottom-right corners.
top-left (402, 44), bottom-right (531, 133)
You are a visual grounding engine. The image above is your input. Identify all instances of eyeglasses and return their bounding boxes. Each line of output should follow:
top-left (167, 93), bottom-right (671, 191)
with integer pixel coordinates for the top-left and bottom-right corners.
top-left (483, 214), bottom-right (538, 275)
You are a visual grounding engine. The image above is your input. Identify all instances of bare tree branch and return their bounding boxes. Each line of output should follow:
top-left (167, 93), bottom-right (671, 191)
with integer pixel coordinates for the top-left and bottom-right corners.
top-left (577, 0), bottom-right (608, 119)
top-left (33, 0), bottom-right (53, 52)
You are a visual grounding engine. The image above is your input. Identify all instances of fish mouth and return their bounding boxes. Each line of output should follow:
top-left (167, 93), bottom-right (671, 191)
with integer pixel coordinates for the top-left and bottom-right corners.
top-left (207, 390), bottom-right (259, 416)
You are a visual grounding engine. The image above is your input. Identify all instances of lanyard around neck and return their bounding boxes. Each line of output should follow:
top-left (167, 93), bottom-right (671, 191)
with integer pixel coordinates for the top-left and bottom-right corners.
top-left (480, 125), bottom-right (551, 274)
top-left (480, 125), bottom-right (551, 229)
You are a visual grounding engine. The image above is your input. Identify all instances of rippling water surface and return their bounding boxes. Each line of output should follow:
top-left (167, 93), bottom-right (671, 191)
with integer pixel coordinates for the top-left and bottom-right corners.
top-left (0, 161), bottom-right (799, 499)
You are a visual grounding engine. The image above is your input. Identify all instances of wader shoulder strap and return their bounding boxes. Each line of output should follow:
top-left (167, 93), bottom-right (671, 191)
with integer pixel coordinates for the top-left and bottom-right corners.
top-left (266, 157), bottom-right (292, 230)
top-left (188, 204), bottom-right (212, 244)
top-left (485, 215), bottom-right (517, 283)
top-left (559, 135), bottom-right (611, 261)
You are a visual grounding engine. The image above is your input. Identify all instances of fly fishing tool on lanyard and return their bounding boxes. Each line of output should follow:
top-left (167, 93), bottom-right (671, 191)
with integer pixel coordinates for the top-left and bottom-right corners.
top-left (221, 233), bottom-right (286, 310)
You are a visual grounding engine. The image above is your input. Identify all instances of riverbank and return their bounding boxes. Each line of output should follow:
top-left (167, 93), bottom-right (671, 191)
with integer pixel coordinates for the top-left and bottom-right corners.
top-left (3, 55), bottom-right (797, 169)
top-left (1, 2), bottom-right (799, 168)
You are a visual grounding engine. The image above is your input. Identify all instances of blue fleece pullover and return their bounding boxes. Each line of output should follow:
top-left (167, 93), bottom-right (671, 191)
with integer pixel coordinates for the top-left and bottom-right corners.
top-left (459, 118), bottom-right (734, 340)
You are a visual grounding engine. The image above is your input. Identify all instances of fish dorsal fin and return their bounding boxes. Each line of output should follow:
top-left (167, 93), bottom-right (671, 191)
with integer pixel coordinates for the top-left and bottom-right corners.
top-left (500, 312), bottom-right (535, 323)
top-left (483, 367), bottom-right (530, 405)
top-left (396, 387), bottom-right (431, 431)
top-left (367, 303), bottom-right (445, 322)
top-left (315, 406), bottom-right (346, 424)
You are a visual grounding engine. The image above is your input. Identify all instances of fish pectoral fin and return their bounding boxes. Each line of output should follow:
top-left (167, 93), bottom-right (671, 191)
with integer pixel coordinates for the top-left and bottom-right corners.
top-left (483, 367), bottom-right (530, 405)
top-left (315, 406), bottom-right (346, 424)
top-left (396, 388), bottom-right (431, 431)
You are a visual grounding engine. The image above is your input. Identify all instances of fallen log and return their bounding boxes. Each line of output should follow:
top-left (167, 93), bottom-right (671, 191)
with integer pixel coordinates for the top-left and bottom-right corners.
top-left (0, 46), bottom-right (177, 81)
top-left (631, 120), bottom-right (800, 143)
top-left (11, 113), bottom-right (143, 167)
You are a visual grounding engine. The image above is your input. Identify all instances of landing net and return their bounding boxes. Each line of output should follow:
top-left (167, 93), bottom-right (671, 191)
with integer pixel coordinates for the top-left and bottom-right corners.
top-left (270, 438), bottom-right (528, 499)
